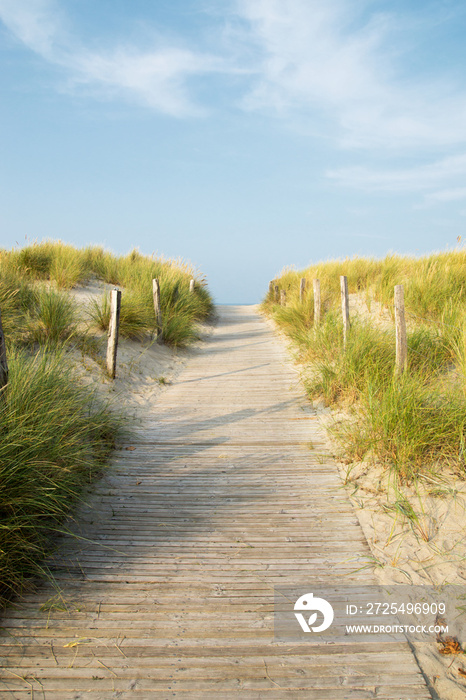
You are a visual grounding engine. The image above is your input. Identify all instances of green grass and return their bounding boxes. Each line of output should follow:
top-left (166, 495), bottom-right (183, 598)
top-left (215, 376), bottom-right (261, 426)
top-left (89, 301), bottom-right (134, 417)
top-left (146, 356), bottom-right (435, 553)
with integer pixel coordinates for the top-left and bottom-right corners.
top-left (2, 240), bottom-right (214, 348)
top-left (27, 287), bottom-right (78, 346)
top-left (0, 348), bottom-right (121, 606)
top-left (334, 375), bottom-right (466, 481)
top-left (265, 248), bottom-right (466, 329)
top-left (263, 248), bottom-right (466, 481)
top-left (87, 292), bottom-right (152, 341)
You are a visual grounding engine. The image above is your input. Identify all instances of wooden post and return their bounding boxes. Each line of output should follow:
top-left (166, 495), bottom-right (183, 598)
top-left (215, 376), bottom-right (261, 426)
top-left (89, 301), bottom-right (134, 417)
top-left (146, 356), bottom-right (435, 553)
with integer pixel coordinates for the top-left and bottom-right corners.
top-left (0, 307), bottom-right (8, 398)
top-left (395, 284), bottom-right (407, 374)
top-left (268, 281), bottom-right (274, 300)
top-left (189, 279), bottom-right (195, 293)
top-left (299, 278), bottom-right (306, 302)
top-left (274, 285), bottom-right (279, 303)
top-left (106, 289), bottom-right (121, 379)
top-left (313, 279), bottom-right (321, 326)
top-left (280, 289), bottom-right (287, 306)
top-left (152, 278), bottom-right (163, 342)
top-left (340, 275), bottom-right (350, 346)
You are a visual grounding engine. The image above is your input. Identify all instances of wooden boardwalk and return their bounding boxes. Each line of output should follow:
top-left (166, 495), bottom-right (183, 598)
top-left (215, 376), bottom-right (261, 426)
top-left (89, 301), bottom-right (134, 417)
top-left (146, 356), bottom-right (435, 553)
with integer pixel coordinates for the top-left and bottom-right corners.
top-left (0, 305), bottom-right (431, 699)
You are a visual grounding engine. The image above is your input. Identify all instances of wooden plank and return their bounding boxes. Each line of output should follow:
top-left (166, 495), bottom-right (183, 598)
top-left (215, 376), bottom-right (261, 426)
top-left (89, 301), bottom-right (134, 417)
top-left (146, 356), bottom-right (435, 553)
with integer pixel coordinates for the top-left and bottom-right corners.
top-left (0, 690), bottom-right (431, 700)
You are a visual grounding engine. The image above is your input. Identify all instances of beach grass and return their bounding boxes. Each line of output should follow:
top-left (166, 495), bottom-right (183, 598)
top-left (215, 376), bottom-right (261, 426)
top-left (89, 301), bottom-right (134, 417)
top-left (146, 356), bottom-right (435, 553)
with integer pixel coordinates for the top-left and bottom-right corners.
top-left (0, 348), bottom-right (122, 606)
top-left (2, 240), bottom-right (214, 347)
top-left (263, 249), bottom-right (466, 481)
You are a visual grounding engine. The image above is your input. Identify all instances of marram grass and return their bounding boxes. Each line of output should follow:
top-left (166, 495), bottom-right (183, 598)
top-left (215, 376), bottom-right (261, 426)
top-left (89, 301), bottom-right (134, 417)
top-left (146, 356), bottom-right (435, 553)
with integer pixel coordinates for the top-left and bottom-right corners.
top-left (263, 249), bottom-right (466, 480)
top-left (0, 348), bottom-right (122, 606)
top-left (2, 240), bottom-right (214, 348)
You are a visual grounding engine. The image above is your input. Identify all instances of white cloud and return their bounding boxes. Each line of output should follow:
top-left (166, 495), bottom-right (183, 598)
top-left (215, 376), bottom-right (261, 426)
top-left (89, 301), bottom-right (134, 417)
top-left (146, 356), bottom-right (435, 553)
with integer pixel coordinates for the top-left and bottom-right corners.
top-left (0, 0), bottom-right (225, 116)
top-left (3, 0), bottom-right (466, 162)
top-left (71, 47), bottom-right (223, 117)
top-left (327, 153), bottom-right (466, 194)
top-left (0, 0), bottom-right (62, 57)
top-left (236, 0), bottom-right (389, 108)
top-left (234, 0), bottom-right (466, 150)
top-left (426, 187), bottom-right (466, 203)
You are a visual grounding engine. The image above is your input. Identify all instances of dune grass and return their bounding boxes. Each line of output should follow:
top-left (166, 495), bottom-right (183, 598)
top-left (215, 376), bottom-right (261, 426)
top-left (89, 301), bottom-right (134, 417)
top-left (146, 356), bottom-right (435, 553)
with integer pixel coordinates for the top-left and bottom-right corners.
top-left (3, 240), bottom-right (214, 347)
top-left (27, 287), bottom-right (78, 346)
top-left (0, 348), bottom-right (122, 606)
top-left (0, 239), bottom-right (214, 608)
top-left (263, 249), bottom-right (466, 481)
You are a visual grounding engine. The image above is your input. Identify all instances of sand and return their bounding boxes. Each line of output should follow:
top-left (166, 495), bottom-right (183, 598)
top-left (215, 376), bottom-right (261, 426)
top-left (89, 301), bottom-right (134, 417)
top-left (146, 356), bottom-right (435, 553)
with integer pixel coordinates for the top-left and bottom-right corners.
top-left (66, 278), bottom-right (215, 418)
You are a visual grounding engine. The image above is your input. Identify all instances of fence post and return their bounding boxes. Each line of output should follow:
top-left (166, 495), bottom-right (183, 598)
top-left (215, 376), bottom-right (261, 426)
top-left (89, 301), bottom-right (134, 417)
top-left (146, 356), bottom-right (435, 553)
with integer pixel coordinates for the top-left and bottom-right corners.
top-left (189, 279), bottom-right (195, 293)
top-left (340, 275), bottom-right (350, 346)
top-left (106, 289), bottom-right (121, 379)
top-left (0, 307), bottom-right (8, 398)
top-left (395, 284), bottom-right (407, 374)
top-left (280, 289), bottom-right (287, 306)
top-left (268, 281), bottom-right (274, 300)
top-left (274, 285), bottom-right (279, 303)
top-left (313, 279), bottom-right (321, 326)
top-left (299, 278), bottom-right (306, 302)
top-left (153, 278), bottom-right (163, 342)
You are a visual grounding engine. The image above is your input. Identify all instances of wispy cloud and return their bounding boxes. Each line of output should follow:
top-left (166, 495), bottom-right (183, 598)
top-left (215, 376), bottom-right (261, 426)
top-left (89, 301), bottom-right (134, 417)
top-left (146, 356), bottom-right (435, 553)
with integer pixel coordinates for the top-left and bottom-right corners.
top-left (235, 1), bottom-right (390, 113)
top-left (327, 153), bottom-right (466, 196)
top-left (0, 0), bottom-right (225, 116)
top-left (3, 0), bottom-right (466, 166)
top-left (70, 47), bottom-right (224, 117)
top-left (0, 0), bottom-right (62, 57)
top-left (426, 187), bottom-right (466, 203)
top-left (233, 0), bottom-right (466, 151)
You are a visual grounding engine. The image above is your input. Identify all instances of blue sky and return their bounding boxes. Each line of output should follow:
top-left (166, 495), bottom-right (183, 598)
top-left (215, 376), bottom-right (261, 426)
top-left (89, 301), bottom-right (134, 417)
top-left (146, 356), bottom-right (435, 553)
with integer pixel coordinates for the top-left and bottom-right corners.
top-left (1, 1), bottom-right (466, 303)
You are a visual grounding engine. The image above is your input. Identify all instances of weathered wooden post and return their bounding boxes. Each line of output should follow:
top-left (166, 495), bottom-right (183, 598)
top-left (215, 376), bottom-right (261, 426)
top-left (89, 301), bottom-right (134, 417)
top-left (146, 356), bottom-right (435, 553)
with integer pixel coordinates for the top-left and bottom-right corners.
top-left (106, 289), bottom-right (121, 379)
top-left (268, 281), bottom-right (274, 300)
top-left (274, 285), bottom-right (279, 303)
top-left (152, 278), bottom-right (163, 342)
top-left (340, 275), bottom-right (350, 347)
top-left (313, 279), bottom-right (321, 326)
top-left (299, 278), bottom-right (306, 302)
top-left (395, 284), bottom-right (407, 374)
top-left (189, 279), bottom-right (195, 293)
top-left (0, 307), bottom-right (8, 398)
top-left (280, 289), bottom-right (287, 306)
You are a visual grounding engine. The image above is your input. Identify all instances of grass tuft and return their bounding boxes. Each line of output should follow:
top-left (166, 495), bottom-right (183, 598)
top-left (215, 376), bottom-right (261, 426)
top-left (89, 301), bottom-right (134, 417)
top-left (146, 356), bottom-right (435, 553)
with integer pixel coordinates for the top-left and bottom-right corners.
top-left (26, 287), bottom-right (78, 346)
top-left (0, 348), bottom-right (121, 605)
